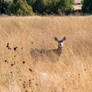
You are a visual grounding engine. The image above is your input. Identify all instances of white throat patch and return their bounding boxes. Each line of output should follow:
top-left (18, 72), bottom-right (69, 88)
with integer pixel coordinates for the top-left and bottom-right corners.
top-left (59, 42), bottom-right (63, 47)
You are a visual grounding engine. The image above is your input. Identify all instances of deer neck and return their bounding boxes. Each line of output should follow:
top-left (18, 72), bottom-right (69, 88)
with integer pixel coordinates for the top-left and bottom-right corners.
top-left (57, 46), bottom-right (62, 56)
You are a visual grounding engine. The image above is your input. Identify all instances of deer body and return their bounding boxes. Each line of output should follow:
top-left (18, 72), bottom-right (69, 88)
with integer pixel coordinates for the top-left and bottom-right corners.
top-left (30, 36), bottom-right (66, 62)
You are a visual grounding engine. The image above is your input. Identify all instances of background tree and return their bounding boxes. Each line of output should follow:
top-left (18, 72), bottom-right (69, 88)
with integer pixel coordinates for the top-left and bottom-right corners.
top-left (58, 0), bottom-right (73, 15)
top-left (0, 0), bottom-right (74, 15)
top-left (9, 0), bottom-right (34, 15)
top-left (82, 0), bottom-right (92, 13)
top-left (27, 0), bottom-right (73, 15)
top-left (0, 0), bottom-right (9, 14)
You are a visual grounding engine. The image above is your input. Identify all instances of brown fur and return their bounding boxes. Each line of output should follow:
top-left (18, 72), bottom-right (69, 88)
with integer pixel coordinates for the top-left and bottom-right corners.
top-left (30, 37), bottom-right (65, 62)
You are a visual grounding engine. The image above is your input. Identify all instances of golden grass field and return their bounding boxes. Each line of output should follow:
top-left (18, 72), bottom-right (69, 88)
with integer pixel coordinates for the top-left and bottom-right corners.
top-left (0, 16), bottom-right (92, 92)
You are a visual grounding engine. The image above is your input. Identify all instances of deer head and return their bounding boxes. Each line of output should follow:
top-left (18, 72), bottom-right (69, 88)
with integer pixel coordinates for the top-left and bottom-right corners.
top-left (54, 36), bottom-right (66, 48)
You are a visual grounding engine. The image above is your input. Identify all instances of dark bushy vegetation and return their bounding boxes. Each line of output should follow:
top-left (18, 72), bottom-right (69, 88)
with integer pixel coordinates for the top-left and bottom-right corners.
top-left (27, 0), bottom-right (73, 15)
top-left (0, 0), bottom-right (74, 15)
top-left (58, 0), bottom-right (73, 15)
top-left (82, 0), bottom-right (92, 14)
top-left (0, 0), bottom-right (9, 14)
top-left (1, 0), bottom-right (92, 16)
top-left (9, 0), bottom-right (34, 15)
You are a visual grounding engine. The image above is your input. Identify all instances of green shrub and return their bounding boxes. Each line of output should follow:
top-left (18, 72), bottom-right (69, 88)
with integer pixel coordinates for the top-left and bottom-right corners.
top-left (82, 0), bottom-right (92, 13)
top-left (9, 0), bottom-right (34, 15)
top-left (45, 0), bottom-right (60, 14)
top-left (58, 0), bottom-right (73, 15)
top-left (0, 0), bottom-right (10, 14)
top-left (31, 0), bottom-right (46, 14)
top-left (0, 0), bottom-right (73, 15)
top-left (27, 0), bottom-right (73, 15)
top-left (26, 0), bottom-right (36, 6)
top-left (28, 0), bottom-right (61, 14)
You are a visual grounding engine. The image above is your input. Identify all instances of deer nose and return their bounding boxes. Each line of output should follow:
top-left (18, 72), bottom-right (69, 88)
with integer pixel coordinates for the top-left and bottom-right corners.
top-left (59, 42), bottom-right (63, 47)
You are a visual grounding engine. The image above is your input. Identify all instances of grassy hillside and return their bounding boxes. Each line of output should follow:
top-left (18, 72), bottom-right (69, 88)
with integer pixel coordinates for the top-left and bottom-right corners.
top-left (0, 16), bottom-right (92, 92)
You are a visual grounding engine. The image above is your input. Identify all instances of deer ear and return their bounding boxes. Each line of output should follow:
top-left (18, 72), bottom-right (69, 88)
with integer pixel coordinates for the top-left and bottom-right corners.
top-left (54, 37), bottom-right (59, 42)
top-left (62, 36), bottom-right (66, 41)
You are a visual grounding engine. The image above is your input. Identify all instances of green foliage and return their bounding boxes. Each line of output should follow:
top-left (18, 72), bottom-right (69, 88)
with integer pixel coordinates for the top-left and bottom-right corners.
top-left (0, 0), bottom-right (4, 2)
top-left (58, 0), bottom-right (73, 15)
top-left (9, 0), bottom-right (34, 15)
top-left (0, 0), bottom-right (10, 14)
top-left (82, 0), bottom-right (92, 13)
top-left (45, 0), bottom-right (60, 14)
top-left (31, 0), bottom-right (59, 14)
top-left (27, 0), bottom-right (73, 15)
top-left (0, 0), bottom-right (74, 15)
top-left (31, 0), bottom-right (46, 14)
top-left (26, 0), bottom-right (36, 6)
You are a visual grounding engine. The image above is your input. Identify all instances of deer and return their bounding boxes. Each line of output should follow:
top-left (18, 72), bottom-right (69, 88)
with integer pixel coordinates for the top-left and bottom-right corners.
top-left (30, 36), bottom-right (66, 62)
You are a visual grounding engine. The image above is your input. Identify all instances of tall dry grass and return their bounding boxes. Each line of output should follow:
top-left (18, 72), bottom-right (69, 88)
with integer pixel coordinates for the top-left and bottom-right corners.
top-left (0, 16), bottom-right (92, 92)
